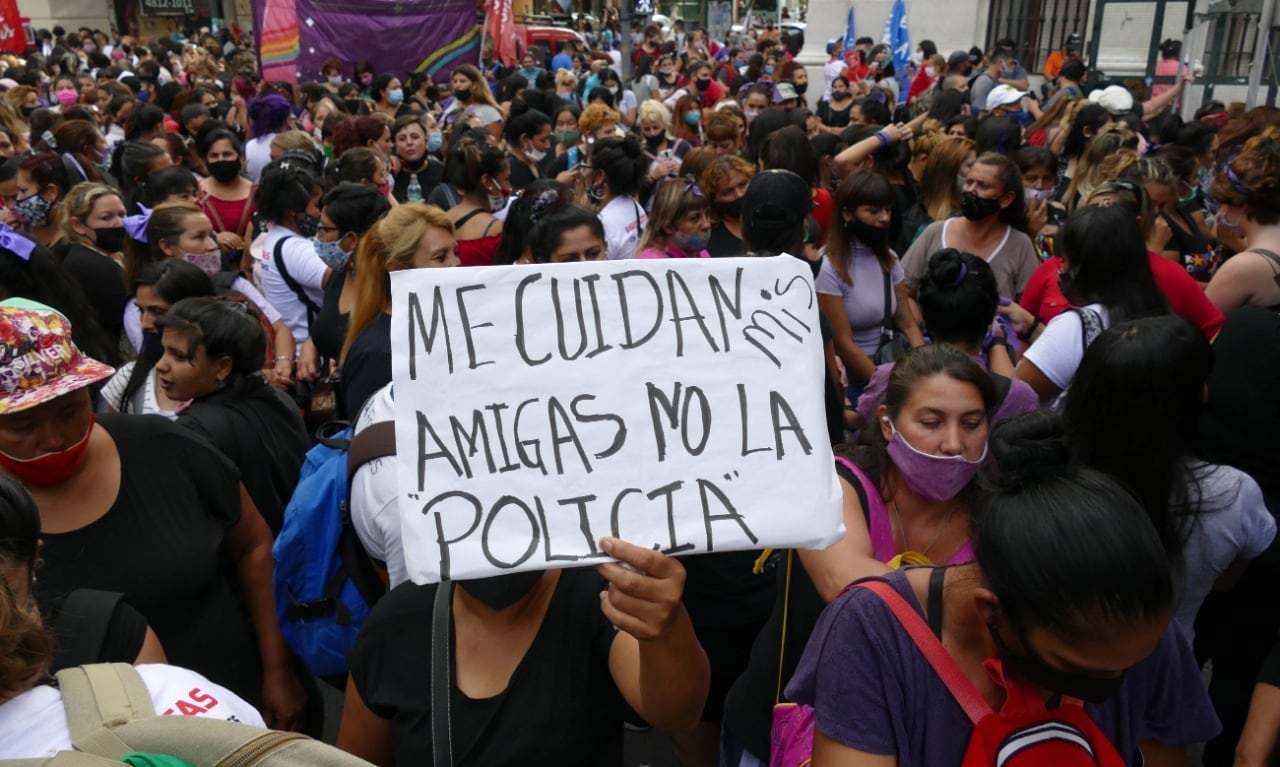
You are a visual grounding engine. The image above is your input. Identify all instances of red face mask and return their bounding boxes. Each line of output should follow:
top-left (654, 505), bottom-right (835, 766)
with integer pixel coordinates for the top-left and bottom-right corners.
top-left (0, 414), bottom-right (95, 486)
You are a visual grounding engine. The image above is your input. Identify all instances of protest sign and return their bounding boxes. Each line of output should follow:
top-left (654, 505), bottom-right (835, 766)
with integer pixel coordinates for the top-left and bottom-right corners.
top-left (390, 256), bottom-right (844, 583)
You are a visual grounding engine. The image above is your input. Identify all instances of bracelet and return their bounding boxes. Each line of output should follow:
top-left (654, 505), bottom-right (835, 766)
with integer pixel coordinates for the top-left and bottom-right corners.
top-left (1019, 316), bottom-right (1042, 340)
top-left (988, 336), bottom-right (1009, 348)
top-left (274, 356), bottom-right (294, 364)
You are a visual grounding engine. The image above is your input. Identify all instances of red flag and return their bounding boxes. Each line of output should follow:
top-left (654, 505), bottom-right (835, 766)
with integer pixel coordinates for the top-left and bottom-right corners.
top-left (0, 0), bottom-right (26, 56)
top-left (484, 0), bottom-right (517, 67)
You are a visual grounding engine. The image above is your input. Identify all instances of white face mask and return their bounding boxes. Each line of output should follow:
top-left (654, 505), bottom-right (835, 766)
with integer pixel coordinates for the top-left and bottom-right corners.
top-left (744, 109), bottom-right (760, 124)
top-left (525, 141), bottom-right (547, 162)
top-left (925, 67), bottom-right (936, 77)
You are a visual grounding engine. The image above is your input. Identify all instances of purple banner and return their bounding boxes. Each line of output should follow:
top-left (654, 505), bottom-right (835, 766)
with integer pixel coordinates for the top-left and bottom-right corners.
top-left (256, 0), bottom-right (480, 84)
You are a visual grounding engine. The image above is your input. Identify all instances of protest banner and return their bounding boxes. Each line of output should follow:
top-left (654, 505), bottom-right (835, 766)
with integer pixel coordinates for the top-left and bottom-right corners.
top-left (390, 256), bottom-right (845, 583)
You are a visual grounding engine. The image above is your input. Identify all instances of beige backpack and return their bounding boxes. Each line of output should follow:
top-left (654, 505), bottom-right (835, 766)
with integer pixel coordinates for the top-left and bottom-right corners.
top-left (0, 664), bottom-right (374, 767)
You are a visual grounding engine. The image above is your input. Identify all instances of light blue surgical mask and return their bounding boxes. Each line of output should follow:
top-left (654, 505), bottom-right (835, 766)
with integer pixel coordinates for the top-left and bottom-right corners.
top-left (312, 236), bottom-right (351, 269)
top-left (427, 131), bottom-right (443, 153)
top-left (388, 88), bottom-right (404, 106)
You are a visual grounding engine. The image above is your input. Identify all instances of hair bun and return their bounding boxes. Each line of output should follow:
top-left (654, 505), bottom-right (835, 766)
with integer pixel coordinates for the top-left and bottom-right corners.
top-left (925, 248), bottom-right (967, 289)
top-left (981, 410), bottom-right (1068, 489)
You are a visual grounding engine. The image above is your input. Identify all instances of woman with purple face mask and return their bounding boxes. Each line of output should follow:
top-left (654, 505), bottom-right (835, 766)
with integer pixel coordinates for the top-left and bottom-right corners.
top-left (719, 343), bottom-right (993, 766)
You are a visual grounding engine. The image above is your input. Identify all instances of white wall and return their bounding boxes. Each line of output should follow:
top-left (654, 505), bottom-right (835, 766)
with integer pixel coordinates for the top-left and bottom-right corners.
top-left (18, 0), bottom-right (115, 35)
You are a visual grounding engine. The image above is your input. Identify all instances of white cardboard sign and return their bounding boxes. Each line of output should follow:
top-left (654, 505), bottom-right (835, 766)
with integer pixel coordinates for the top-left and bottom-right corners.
top-left (390, 256), bottom-right (844, 583)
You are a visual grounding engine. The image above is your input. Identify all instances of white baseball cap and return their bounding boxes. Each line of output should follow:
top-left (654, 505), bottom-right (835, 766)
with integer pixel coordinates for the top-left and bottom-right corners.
top-left (986, 84), bottom-right (1027, 112)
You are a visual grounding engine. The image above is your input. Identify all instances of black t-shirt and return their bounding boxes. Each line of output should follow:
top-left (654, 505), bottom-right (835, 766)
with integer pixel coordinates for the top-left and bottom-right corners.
top-left (341, 312), bottom-right (392, 420)
top-left (34, 414), bottom-right (263, 705)
top-left (348, 570), bottom-right (623, 766)
top-left (706, 222), bottom-right (746, 258)
top-left (506, 151), bottom-right (542, 192)
top-left (310, 267), bottom-right (349, 363)
top-left (818, 98), bottom-right (852, 128)
top-left (176, 382), bottom-right (310, 535)
top-left (60, 243), bottom-right (127, 346)
top-left (43, 589), bottom-right (147, 671)
top-left (393, 158), bottom-right (446, 203)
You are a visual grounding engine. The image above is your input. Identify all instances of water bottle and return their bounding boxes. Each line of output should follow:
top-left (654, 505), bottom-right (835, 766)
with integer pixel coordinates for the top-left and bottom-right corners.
top-left (407, 173), bottom-right (422, 202)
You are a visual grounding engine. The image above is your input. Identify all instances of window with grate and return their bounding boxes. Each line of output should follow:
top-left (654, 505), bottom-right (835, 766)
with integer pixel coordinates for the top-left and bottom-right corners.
top-left (985, 0), bottom-right (1090, 73)
top-left (1201, 10), bottom-right (1260, 82)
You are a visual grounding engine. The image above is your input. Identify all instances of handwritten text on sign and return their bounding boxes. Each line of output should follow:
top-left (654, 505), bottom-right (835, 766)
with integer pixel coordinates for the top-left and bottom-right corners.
top-left (390, 256), bottom-right (844, 583)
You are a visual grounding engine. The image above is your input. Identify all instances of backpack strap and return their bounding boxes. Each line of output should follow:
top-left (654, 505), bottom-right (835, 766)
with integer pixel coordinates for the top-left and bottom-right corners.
top-left (273, 236), bottom-right (320, 326)
top-left (51, 590), bottom-right (126, 671)
top-left (340, 421), bottom-right (398, 608)
top-left (833, 455), bottom-right (873, 528)
top-left (856, 580), bottom-right (991, 724)
top-left (432, 581), bottom-right (455, 766)
top-left (926, 567), bottom-right (947, 640)
top-left (1069, 306), bottom-right (1104, 354)
top-left (55, 663), bottom-right (155, 760)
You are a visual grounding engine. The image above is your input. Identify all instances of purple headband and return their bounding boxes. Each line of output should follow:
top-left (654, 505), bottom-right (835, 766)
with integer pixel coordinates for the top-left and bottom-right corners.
top-left (123, 204), bottom-right (152, 243)
top-left (0, 223), bottom-right (36, 260)
top-left (1225, 166), bottom-right (1249, 195)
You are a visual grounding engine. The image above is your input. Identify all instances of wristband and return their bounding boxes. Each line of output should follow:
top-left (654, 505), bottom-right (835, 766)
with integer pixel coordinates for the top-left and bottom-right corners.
top-left (988, 336), bottom-right (1009, 348)
top-left (875, 129), bottom-right (892, 147)
top-left (1020, 316), bottom-right (1042, 340)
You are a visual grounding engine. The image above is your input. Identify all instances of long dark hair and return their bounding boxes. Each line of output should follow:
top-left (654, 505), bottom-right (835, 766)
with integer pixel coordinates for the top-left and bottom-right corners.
top-left (975, 410), bottom-right (1175, 637)
top-left (118, 260), bottom-right (215, 412)
top-left (1058, 205), bottom-right (1168, 322)
top-left (844, 343), bottom-right (995, 488)
top-left (156, 296), bottom-right (268, 397)
top-left (1064, 316), bottom-right (1217, 558)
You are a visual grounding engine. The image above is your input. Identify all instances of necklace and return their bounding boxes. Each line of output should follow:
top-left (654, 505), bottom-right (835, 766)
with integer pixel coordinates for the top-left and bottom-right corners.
top-left (889, 496), bottom-right (956, 561)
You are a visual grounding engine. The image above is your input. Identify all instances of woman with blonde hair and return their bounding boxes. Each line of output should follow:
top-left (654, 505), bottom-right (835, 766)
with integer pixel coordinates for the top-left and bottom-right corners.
top-left (442, 64), bottom-right (505, 140)
top-left (916, 135), bottom-right (975, 224)
top-left (635, 176), bottom-right (711, 259)
top-left (1064, 123), bottom-right (1139, 210)
top-left (701, 154), bottom-right (755, 257)
top-left (60, 182), bottom-right (128, 347)
top-left (340, 203), bottom-right (459, 416)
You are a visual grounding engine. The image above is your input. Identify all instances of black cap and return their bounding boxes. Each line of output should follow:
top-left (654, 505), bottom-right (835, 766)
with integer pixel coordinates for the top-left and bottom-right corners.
top-left (742, 170), bottom-right (812, 231)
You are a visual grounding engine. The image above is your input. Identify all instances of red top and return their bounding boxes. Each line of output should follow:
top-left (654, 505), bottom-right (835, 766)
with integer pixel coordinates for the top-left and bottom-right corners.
top-left (456, 236), bottom-right (502, 267)
top-left (811, 188), bottom-right (834, 245)
top-left (202, 194), bottom-right (256, 237)
top-left (907, 69), bottom-right (935, 104)
top-left (1021, 252), bottom-right (1224, 338)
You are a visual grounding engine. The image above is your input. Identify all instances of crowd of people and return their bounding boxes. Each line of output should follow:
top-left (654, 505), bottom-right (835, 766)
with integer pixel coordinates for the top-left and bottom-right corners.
top-left (0, 16), bottom-right (1277, 767)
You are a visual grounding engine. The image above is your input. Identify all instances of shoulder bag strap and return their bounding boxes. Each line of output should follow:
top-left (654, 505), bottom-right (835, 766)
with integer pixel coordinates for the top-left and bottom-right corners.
top-left (234, 185), bottom-right (257, 238)
top-left (52, 590), bottom-right (126, 671)
top-left (926, 567), bottom-right (947, 639)
top-left (880, 269), bottom-right (894, 341)
top-left (340, 421), bottom-right (398, 605)
top-left (855, 580), bottom-right (991, 724)
top-left (56, 663), bottom-right (156, 759)
top-left (202, 195), bottom-right (230, 233)
top-left (273, 236), bottom-right (321, 322)
top-left (432, 581), bottom-right (455, 767)
top-left (773, 550), bottom-right (794, 705)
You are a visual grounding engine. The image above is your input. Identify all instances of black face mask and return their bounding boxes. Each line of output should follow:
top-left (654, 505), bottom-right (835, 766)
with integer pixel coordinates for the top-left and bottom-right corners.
top-left (459, 570), bottom-right (544, 610)
top-left (645, 133), bottom-right (665, 152)
top-left (989, 623), bottom-right (1126, 704)
top-left (715, 197), bottom-right (743, 220)
top-left (454, 87), bottom-right (472, 102)
top-left (831, 91), bottom-right (851, 101)
top-left (19, 105), bottom-right (35, 118)
top-left (140, 329), bottom-right (164, 360)
top-left (344, 98), bottom-right (363, 115)
top-left (844, 217), bottom-right (888, 249)
top-left (207, 159), bottom-right (242, 183)
top-left (694, 78), bottom-right (710, 91)
top-left (296, 213), bottom-right (320, 238)
top-left (93, 225), bottom-right (126, 253)
top-left (792, 81), bottom-right (808, 96)
top-left (960, 190), bottom-right (1004, 221)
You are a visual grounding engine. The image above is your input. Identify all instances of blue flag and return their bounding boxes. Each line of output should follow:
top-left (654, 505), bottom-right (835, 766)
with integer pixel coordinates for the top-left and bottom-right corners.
top-left (882, 0), bottom-right (910, 103)
top-left (845, 5), bottom-right (856, 46)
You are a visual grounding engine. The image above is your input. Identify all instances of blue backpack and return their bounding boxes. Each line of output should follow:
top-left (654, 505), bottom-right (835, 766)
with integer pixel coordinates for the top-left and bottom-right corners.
top-left (272, 421), bottom-right (395, 679)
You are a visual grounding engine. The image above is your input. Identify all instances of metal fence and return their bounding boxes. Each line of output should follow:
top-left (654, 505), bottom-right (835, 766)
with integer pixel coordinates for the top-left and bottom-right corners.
top-left (985, 0), bottom-right (1091, 72)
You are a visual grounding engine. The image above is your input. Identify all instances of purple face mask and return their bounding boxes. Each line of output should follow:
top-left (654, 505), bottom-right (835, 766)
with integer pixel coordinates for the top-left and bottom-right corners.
top-left (884, 418), bottom-right (987, 502)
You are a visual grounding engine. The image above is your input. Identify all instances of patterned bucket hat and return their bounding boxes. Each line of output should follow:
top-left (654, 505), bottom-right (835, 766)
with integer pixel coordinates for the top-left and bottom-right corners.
top-left (0, 298), bottom-right (114, 415)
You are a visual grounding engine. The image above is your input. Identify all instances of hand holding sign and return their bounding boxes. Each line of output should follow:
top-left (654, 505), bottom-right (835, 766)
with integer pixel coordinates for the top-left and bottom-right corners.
top-left (596, 537), bottom-right (687, 642)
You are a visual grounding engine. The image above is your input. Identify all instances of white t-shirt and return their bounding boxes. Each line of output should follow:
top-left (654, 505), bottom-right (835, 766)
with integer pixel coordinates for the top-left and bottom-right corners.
top-left (1021, 303), bottom-right (1110, 394)
top-left (99, 362), bottom-right (177, 418)
top-left (601, 196), bottom-right (648, 261)
top-left (258, 227), bottom-right (328, 347)
top-left (350, 384), bottom-right (408, 588)
top-left (1175, 462), bottom-right (1275, 641)
top-left (0, 664), bottom-right (264, 760)
top-left (824, 59), bottom-right (846, 101)
top-left (244, 134), bottom-right (277, 183)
